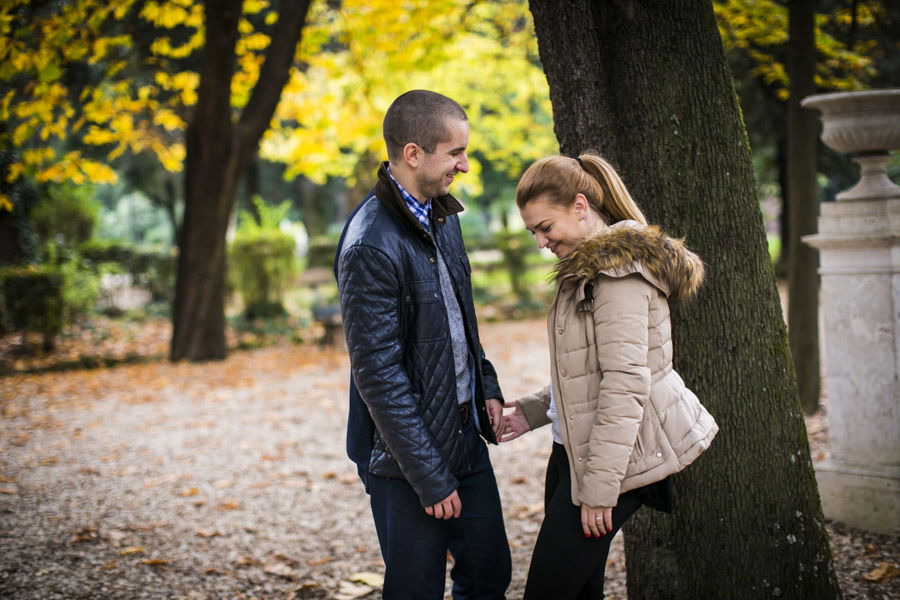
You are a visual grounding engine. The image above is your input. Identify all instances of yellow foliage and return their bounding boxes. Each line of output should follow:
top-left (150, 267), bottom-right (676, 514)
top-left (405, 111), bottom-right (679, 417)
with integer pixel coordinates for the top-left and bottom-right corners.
top-left (714, 0), bottom-right (877, 96)
top-left (0, 194), bottom-right (12, 212)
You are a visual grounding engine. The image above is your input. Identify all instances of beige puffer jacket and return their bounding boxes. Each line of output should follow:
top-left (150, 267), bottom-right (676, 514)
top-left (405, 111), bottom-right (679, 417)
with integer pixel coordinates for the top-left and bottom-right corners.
top-left (517, 221), bottom-right (718, 508)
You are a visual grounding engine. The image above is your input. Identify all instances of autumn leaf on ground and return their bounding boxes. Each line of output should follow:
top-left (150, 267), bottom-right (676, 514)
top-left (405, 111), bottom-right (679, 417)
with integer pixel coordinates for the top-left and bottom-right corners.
top-left (235, 556), bottom-right (259, 566)
top-left (218, 500), bottom-right (242, 510)
top-left (71, 526), bottom-right (99, 543)
top-left (127, 522), bottom-right (166, 531)
top-left (0, 486), bottom-right (18, 494)
top-left (350, 571), bottom-right (384, 587)
top-left (195, 529), bottom-right (222, 538)
top-left (511, 476), bottom-right (528, 484)
top-left (120, 546), bottom-right (145, 555)
top-left (140, 558), bottom-right (172, 567)
top-left (263, 561), bottom-right (297, 580)
top-left (335, 580), bottom-right (374, 599)
top-left (863, 562), bottom-right (900, 583)
top-left (0, 475), bottom-right (19, 483)
top-left (306, 555), bottom-right (333, 566)
top-left (513, 502), bottom-right (543, 519)
top-left (177, 487), bottom-right (199, 497)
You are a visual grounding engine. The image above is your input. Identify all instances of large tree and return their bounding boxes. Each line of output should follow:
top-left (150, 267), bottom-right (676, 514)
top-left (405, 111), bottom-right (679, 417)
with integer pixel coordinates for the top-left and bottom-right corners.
top-left (527, 1), bottom-right (841, 598)
top-left (170, 0), bottom-right (310, 360)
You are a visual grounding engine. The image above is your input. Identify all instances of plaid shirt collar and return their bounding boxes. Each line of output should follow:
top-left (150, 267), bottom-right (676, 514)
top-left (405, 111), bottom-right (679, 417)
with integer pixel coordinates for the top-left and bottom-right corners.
top-left (388, 166), bottom-right (432, 232)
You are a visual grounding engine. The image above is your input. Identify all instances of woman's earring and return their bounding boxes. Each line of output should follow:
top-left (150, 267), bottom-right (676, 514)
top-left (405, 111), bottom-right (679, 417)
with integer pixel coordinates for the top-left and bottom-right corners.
top-left (578, 214), bottom-right (584, 221)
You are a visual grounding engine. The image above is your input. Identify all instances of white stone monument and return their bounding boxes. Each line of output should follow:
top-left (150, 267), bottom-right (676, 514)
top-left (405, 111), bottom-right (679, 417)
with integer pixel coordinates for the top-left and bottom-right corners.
top-left (802, 89), bottom-right (900, 535)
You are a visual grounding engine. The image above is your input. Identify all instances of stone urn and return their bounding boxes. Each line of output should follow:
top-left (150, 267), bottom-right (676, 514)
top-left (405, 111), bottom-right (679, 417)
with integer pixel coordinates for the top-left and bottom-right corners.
top-left (801, 89), bottom-right (900, 201)
top-left (801, 89), bottom-right (900, 535)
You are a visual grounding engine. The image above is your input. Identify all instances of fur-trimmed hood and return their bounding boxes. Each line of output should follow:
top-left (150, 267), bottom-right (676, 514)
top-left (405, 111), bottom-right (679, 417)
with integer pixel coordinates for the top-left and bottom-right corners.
top-left (554, 220), bottom-right (705, 301)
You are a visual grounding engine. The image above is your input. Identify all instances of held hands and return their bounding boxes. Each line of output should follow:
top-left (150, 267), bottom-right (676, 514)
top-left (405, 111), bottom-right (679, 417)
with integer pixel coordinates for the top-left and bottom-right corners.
top-left (581, 504), bottom-right (613, 538)
top-left (499, 402), bottom-right (529, 442)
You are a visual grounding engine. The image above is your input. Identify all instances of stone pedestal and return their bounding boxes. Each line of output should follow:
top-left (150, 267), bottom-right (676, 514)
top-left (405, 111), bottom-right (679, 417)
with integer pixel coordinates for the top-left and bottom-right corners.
top-left (804, 198), bottom-right (900, 534)
top-left (802, 89), bottom-right (900, 535)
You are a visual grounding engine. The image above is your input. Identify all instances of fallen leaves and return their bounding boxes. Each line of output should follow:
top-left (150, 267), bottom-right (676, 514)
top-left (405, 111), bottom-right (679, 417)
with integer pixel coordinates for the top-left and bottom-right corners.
top-left (513, 502), bottom-right (544, 520)
top-left (195, 529), bottom-right (221, 538)
top-left (863, 562), bottom-right (900, 584)
top-left (71, 526), bottom-right (100, 543)
top-left (263, 554), bottom-right (301, 580)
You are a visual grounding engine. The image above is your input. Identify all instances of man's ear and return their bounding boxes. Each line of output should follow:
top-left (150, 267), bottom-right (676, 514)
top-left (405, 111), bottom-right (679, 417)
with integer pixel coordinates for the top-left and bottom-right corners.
top-left (402, 143), bottom-right (421, 168)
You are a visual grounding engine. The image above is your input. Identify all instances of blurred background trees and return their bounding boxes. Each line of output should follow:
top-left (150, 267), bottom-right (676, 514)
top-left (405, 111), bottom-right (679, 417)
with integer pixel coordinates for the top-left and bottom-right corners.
top-left (0, 0), bottom-right (896, 366)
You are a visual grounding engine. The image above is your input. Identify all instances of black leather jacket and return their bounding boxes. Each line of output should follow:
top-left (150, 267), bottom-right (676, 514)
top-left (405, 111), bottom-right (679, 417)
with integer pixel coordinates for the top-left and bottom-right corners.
top-left (335, 163), bottom-right (503, 507)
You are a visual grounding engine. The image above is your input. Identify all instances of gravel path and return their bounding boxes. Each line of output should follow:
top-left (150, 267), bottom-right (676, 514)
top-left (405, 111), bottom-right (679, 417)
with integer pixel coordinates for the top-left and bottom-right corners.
top-left (1, 319), bottom-right (897, 599)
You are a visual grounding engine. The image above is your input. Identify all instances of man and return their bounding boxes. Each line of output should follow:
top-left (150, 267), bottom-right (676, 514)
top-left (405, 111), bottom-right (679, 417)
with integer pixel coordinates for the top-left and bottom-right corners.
top-left (334, 90), bottom-right (511, 598)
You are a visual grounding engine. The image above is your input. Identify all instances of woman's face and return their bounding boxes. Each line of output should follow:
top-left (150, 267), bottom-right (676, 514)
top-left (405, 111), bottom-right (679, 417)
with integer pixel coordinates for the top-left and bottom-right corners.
top-left (519, 194), bottom-right (590, 259)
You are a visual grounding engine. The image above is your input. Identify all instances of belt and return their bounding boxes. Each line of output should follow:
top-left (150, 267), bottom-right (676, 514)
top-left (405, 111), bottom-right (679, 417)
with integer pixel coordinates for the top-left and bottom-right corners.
top-left (458, 402), bottom-right (471, 425)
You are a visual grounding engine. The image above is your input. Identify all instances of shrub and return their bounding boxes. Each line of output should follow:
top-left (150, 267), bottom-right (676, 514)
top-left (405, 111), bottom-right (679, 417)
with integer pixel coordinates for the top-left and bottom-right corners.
top-left (306, 235), bottom-right (339, 269)
top-left (229, 198), bottom-right (298, 319)
top-left (494, 229), bottom-right (535, 303)
top-left (0, 265), bottom-right (64, 350)
top-left (30, 183), bottom-right (100, 253)
top-left (79, 239), bottom-right (175, 304)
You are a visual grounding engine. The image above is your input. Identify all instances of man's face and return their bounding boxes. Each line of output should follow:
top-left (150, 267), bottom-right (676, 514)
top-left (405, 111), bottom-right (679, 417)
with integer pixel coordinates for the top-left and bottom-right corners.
top-left (416, 118), bottom-right (470, 199)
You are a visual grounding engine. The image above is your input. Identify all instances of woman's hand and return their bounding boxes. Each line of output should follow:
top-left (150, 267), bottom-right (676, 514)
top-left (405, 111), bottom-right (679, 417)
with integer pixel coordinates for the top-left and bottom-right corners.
top-left (499, 402), bottom-right (529, 442)
top-left (581, 504), bottom-right (613, 538)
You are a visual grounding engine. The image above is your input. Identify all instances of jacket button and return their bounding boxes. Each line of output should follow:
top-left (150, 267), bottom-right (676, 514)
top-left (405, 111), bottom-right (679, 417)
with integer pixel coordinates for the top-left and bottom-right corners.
top-left (558, 328), bottom-right (564, 334)
top-left (656, 451), bottom-right (663, 458)
top-left (560, 369), bottom-right (567, 378)
top-left (437, 217), bottom-right (444, 223)
top-left (577, 457), bottom-right (583, 462)
top-left (458, 429), bottom-right (463, 435)
top-left (429, 257), bottom-right (436, 263)
top-left (569, 415), bottom-right (574, 421)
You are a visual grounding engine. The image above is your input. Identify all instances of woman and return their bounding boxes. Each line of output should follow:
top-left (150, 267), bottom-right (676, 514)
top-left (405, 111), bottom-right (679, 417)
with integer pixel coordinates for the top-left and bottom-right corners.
top-left (501, 153), bottom-right (718, 599)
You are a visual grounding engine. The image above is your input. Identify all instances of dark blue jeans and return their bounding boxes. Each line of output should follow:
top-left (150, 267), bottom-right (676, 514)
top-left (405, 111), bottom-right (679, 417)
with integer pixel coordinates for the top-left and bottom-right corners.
top-left (367, 419), bottom-right (511, 599)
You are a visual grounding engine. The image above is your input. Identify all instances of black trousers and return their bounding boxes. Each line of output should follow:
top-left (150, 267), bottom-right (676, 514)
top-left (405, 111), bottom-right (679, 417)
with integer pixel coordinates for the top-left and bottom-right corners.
top-left (523, 443), bottom-right (649, 600)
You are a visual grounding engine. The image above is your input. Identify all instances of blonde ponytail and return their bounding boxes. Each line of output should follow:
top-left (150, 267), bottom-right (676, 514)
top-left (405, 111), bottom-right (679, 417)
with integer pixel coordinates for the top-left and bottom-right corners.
top-left (578, 153), bottom-right (646, 225)
top-left (515, 152), bottom-right (646, 225)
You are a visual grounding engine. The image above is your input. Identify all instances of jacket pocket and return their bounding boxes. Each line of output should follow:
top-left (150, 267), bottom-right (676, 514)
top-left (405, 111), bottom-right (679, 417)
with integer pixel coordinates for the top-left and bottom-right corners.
top-left (402, 279), bottom-right (447, 342)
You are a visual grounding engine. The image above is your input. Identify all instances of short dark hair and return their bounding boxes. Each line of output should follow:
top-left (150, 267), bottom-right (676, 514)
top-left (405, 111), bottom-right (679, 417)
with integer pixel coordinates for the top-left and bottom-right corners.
top-left (383, 90), bottom-right (467, 162)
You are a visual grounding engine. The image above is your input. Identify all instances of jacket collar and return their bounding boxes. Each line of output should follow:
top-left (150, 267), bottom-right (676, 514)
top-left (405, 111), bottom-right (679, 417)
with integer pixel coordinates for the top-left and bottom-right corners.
top-left (374, 162), bottom-right (465, 236)
top-left (553, 220), bottom-right (705, 301)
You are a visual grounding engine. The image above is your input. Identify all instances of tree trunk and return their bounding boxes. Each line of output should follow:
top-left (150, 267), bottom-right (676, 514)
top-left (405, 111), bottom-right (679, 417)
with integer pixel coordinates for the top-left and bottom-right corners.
top-left (171, 0), bottom-right (311, 361)
top-left (787, 0), bottom-right (821, 414)
top-left (528, 1), bottom-right (841, 598)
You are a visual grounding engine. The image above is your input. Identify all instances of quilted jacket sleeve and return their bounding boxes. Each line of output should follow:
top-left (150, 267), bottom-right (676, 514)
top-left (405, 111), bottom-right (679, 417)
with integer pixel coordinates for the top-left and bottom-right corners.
top-left (479, 348), bottom-right (504, 403)
top-left (517, 384), bottom-right (552, 430)
top-left (338, 244), bottom-right (457, 506)
top-left (582, 273), bottom-right (652, 508)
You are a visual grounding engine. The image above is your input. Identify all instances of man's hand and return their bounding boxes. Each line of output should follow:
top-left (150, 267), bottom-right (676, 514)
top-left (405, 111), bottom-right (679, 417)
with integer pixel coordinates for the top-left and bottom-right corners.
top-left (486, 398), bottom-right (505, 438)
top-left (425, 490), bottom-right (462, 519)
top-left (499, 401), bottom-right (529, 442)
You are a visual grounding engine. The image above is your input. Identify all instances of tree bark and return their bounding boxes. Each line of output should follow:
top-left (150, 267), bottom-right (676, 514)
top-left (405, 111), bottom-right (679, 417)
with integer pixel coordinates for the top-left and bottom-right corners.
top-left (787, 0), bottom-right (821, 414)
top-left (528, 1), bottom-right (841, 598)
top-left (171, 0), bottom-right (311, 361)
